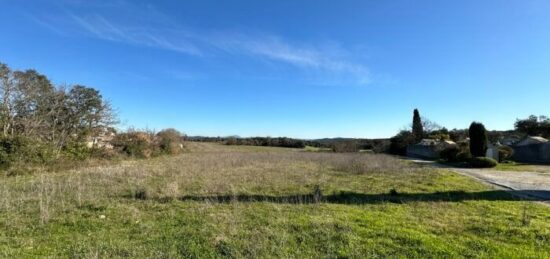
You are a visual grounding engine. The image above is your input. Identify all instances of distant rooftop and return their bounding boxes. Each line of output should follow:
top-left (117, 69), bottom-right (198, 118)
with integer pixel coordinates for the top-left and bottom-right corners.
top-left (516, 136), bottom-right (549, 146)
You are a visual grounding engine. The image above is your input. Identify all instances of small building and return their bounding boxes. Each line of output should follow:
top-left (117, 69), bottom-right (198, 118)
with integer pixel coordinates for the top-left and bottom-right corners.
top-left (501, 136), bottom-right (520, 146)
top-left (407, 139), bottom-right (457, 160)
top-left (512, 136), bottom-right (550, 164)
top-left (86, 128), bottom-right (117, 149)
top-left (515, 136), bottom-right (548, 146)
top-left (485, 143), bottom-right (500, 161)
top-left (436, 140), bottom-right (458, 152)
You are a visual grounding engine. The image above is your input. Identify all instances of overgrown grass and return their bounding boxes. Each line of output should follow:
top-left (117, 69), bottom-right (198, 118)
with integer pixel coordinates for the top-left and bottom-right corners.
top-left (0, 142), bottom-right (549, 258)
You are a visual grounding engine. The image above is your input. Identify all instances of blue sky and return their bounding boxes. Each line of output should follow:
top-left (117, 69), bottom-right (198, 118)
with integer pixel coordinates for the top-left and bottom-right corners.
top-left (1, 0), bottom-right (549, 138)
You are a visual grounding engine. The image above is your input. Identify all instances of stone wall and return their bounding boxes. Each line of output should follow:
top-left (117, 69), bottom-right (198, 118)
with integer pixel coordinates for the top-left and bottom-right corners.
top-left (512, 143), bottom-right (550, 164)
top-left (407, 145), bottom-right (439, 159)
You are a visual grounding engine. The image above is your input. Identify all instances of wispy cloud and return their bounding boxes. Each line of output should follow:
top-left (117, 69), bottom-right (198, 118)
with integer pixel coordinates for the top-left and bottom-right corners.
top-left (206, 34), bottom-right (370, 85)
top-left (28, 1), bottom-right (370, 85)
top-left (65, 12), bottom-right (202, 55)
top-left (243, 37), bottom-right (370, 84)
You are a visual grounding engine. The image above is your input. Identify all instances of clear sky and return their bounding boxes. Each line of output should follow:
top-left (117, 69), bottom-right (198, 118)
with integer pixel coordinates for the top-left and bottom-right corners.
top-left (1, 0), bottom-right (549, 138)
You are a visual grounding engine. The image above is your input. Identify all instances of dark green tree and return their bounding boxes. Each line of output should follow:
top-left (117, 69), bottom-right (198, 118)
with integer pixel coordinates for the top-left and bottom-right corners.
top-left (389, 130), bottom-right (415, 155)
top-left (412, 109), bottom-right (423, 142)
top-left (469, 122), bottom-right (488, 157)
top-left (515, 115), bottom-right (550, 138)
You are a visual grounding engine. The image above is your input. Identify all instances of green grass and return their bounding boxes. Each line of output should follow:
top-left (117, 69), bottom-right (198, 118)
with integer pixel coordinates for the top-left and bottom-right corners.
top-left (495, 161), bottom-right (550, 174)
top-left (1, 142), bottom-right (549, 258)
top-left (303, 145), bottom-right (332, 152)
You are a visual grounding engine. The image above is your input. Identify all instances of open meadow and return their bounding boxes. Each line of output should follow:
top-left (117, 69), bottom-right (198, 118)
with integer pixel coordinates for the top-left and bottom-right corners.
top-left (1, 142), bottom-right (549, 258)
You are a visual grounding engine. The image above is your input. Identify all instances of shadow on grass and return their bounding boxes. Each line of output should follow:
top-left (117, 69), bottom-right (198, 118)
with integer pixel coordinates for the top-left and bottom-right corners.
top-left (157, 190), bottom-right (549, 204)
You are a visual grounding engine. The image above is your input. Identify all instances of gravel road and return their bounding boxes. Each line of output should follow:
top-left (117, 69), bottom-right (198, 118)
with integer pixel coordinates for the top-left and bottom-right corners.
top-left (451, 168), bottom-right (550, 201)
top-left (408, 159), bottom-right (550, 201)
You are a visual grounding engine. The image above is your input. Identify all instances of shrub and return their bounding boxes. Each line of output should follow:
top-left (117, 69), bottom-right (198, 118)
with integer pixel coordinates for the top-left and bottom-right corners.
top-left (498, 145), bottom-right (514, 162)
top-left (440, 146), bottom-right (460, 162)
top-left (157, 128), bottom-right (183, 155)
top-left (132, 187), bottom-right (149, 200)
top-left (0, 136), bottom-right (57, 168)
top-left (64, 141), bottom-right (92, 161)
top-left (456, 151), bottom-right (472, 162)
top-left (112, 131), bottom-right (158, 158)
top-left (331, 141), bottom-right (358, 153)
top-left (389, 130), bottom-right (415, 155)
top-left (469, 157), bottom-right (498, 168)
top-left (0, 137), bottom-right (23, 167)
top-left (90, 148), bottom-right (120, 160)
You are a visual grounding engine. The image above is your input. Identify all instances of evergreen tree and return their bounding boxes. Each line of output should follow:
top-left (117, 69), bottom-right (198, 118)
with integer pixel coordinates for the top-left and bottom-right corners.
top-left (412, 109), bottom-right (424, 142)
top-left (469, 122), bottom-right (488, 157)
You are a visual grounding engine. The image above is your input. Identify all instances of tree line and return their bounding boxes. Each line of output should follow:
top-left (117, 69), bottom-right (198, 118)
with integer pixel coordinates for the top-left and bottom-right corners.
top-left (187, 135), bottom-right (390, 153)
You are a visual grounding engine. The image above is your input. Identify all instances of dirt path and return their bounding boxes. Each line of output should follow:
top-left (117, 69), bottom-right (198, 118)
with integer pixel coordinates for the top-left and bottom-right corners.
top-left (409, 159), bottom-right (550, 201)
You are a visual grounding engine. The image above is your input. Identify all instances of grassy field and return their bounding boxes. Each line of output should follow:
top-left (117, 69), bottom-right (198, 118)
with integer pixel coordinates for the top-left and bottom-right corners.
top-left (495, 162), bottom-right (550, 174)
top-left (303, 145), bottom-right (333, 152)
top-left (1, 142), bottom-right (549, 258)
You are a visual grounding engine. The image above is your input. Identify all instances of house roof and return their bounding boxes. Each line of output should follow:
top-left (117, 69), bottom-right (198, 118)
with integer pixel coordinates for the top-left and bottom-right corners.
top-left (516, 136), bottom-right (549, 146)
top-left (416, 139), bottom-right (456, 147)
top-left (530, 136), bottom-right (549, 142)
top-left (441, 140), bottom-right (456, 145)
top-left (418, 139), bottom-right (438, 146)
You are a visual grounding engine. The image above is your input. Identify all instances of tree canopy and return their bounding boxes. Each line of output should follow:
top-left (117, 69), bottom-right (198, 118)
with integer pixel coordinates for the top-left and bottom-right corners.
top-left (515, 115), bottom-right (550, 138)
top-left (0, 62), bottom-right (116, 155)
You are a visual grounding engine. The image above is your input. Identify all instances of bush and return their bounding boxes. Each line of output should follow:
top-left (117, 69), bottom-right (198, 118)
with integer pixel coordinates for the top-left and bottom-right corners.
top-left (440, 147), bottom-right (460, 162)
top-left (132, 187), bottom-right (149, 200)
top-left (498, 145), bottom-right (514, 162)
top-left (389, 130), bottom-right (415, 155)
top-left (157, 128), bottom-right (183, 155)
top-left (456, 151), bottom-right (472, 162)
top-left (64, 141), bottom-right (92, 161)
top-left (112, 131), bottom-right (158, 158)
top-left (0, 136), bottom-right (57, 168)
top-left (331, 142), bottom-right (359, 153)
top-left (469, 157), bottom-right (498, 168)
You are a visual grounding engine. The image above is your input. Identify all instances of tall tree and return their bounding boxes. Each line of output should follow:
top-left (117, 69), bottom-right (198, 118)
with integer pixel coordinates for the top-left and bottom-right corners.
top-left (12, 69), bottom-right (56, 137)
top-left (412, 109), bottom-right (423, 142)
top-left (469, 122), bottom-right (488, 157)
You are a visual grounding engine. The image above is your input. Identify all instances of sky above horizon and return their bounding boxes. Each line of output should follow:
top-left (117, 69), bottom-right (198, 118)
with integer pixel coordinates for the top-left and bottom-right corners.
top-left (1, 0), bottom-right (549, 139)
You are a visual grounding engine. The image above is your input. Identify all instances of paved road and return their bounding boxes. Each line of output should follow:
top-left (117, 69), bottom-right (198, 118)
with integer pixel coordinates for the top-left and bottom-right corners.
top-left (409, 159), bottom-right (550, 201)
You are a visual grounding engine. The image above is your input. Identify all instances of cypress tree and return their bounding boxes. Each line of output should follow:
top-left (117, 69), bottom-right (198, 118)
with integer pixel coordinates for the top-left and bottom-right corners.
top-left (412, 109), bottom-right (423, 142)
top-left (469, 122), bottom-right (488, 157)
